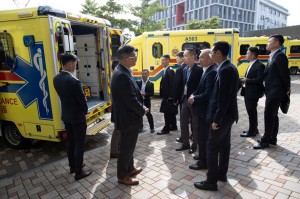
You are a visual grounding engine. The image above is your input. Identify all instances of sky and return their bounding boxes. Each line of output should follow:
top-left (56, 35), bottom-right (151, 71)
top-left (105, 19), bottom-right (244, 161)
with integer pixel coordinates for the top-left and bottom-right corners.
top-left (0, 0), bottom-right (299, 26)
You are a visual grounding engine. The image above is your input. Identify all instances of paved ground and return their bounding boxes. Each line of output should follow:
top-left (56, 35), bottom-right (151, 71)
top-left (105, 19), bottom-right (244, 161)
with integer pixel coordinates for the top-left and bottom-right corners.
top-left (0, 75), bottom-right (299, 199)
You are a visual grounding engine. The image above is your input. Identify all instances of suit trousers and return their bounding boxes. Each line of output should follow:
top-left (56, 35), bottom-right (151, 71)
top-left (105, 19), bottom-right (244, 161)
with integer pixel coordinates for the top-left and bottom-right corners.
top-left (193, 115), bottom-right (209, 166)
top-left (262, 97), bottom-right (282, 143)
top-left (117, 123), bottom-right (140, 179)
top-left (180, 97), bottom-right (196, 146)
top-left (206, 119), bottom-right (234, 184)
top-left (110, 123), bottom-right (121, 155)
top-left (65, 122), bottom-right (87, 173)
top-left (244, 97), bottom-right (259, 132)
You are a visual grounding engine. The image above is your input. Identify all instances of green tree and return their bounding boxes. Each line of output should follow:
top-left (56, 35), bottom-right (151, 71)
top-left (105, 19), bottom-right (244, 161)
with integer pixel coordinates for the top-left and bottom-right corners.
top-left (81, 0), bottom-right (99, 16)
top-left (129, 0), bottom-right (167, 35)
top-left (185, 16), bottom-right (222, 30)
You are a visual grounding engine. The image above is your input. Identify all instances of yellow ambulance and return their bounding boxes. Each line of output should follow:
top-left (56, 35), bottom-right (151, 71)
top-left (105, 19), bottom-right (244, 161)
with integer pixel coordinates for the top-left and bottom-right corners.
top-left (238, 36), bottom-right (300, 76)
top-left (0, 6), bottom-right (118, 148)
top-left (128, 28), bottom-right (240, 94)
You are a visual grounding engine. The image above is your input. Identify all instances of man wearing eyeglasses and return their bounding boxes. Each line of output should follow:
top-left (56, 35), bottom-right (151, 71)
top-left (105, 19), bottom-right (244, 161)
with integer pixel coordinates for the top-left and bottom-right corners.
top-left (111, 45), bottom-right (149, 185)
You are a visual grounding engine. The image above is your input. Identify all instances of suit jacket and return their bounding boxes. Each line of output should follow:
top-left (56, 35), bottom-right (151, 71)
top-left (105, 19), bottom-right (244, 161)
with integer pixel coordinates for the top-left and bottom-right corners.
top-left (180, 63), bottom-right (203, 102)
top-left (192, 65), bottom-right (217, 118)
top-left (243, 59), bottom-right (265, 99)
top-left (160, 66), bottom-right (175, 100)
top-left (264, 50), bottom-right (291, 99)
top-left (53, 71), bottom-right (88, 124)
top-left (111, 64), bottom-right (144, 130)
top-left (206, 60), bottom-right (239, 125)
top-left (173, 64), bottom-right (186, 104)
top-left (136, 79), bottom-right (154, 108)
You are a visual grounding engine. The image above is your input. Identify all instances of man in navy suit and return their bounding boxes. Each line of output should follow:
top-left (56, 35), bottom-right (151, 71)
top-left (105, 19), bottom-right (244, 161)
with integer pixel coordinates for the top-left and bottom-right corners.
top-left (111, 45), bottom-right (149, 185)
top-left (194, 41), bottom-right (239, 191)
top-left (176, 49), bottom-right (203, 152)
top-left (53, 53), bottom-right (92, 181)
top-left (240, 47), bottom-right (265, 137)
top-left (253, 35), bottom-right (291, 149)
top-left (136, 69), bottom-right (155, 133)
top-left (158, 54), bottom-right (177, 135)
top-left (188, 49), bottom-right (217, 170)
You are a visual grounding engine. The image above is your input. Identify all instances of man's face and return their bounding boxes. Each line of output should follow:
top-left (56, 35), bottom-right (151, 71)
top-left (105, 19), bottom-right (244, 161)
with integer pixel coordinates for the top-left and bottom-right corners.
top-left (161, 57), bottom-right (170, 67)
top-left (124, 52), bottom-right (137, 67)
top-left (266, 37), bottom-right (278, 52)
top-left (142, 70), bottom-right (149, 81)
top-left (183, 50), bottom-right (195, 66)
top-left (176, 56), bottom-right (184, 65)
top-left (69, 60), bottom-right (77, 73)
top-left (209, 47), bottom-right (218, 64)
top-left (199, 51), bottom-right (213, 68)
top-left (245, 50), bottom-right (253, 61)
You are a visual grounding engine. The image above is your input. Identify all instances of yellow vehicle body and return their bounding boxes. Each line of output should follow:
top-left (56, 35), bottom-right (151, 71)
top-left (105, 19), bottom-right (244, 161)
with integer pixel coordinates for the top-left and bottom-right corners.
top-left (238, 36), bottom-right (300, 76)
top-left (128, 28), bottom-right (240, 94)
top-left (0, 6), bottom-right (115, 148)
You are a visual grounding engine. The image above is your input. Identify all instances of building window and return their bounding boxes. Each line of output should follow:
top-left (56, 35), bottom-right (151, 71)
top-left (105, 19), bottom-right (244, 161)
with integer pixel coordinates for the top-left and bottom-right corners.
top-left (182, 42), bottom-right (211, 58)
top-left (0, 32), bottom-right (15, 70)
top-left (152, 42), bottom-right (163, 59)
top-left (240, 44), bottom-right (250, 55)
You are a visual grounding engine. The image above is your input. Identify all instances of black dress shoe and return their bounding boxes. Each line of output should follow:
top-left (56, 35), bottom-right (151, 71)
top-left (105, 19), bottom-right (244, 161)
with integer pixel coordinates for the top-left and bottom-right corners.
top-left (189, 163), bottom-right (207, 170)
top-left (188, 147), bottom-right (196, 154)
top-left (243, 130), bottom-right (259, 134)
top-left (240, 131), bottom-right (256, 137)
top-left (175, 144), bottom-right (190, 151)
top-left (170, 126), bottom-right (178, 131)
top-left (70, 164), bottom-right (85, 174)
top-left (193, 155), bottom-right (199, 160)
top-left (110, 153), bottom-right (118, 159)
top-left (150, 129), bottom-right (155, 133)
top-left (157, 130), bottom-right (169, 135)
top-left (176, 137), bottom-right (183, 143)
top-left (258, 139), bottom-right (277, 145)
top-left (218, 176), bottom-right (227, 182)
top-left (194, 181), bottom-right (218, 191)
top-left (253, 142), bottom-right (269, 149)
top-left (75, 169), bottom-right (92, 181)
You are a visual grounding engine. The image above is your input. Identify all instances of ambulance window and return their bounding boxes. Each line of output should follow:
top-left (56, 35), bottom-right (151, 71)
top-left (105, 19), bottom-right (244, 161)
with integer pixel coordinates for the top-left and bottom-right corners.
top-left (111, 34), bottom-right (121, 60)
top-left (182, 42), bottom-right (211, 58)
top-left (152, 43), bottom-right (163, 58)
top-left (255, 44), bottom-right (269, 55)
top-left (291, 45), bottom-right (300, 53)
top-left (0, 32), bottom-right (15, 70)
top-left (240, 44), bottom-right (249, 55)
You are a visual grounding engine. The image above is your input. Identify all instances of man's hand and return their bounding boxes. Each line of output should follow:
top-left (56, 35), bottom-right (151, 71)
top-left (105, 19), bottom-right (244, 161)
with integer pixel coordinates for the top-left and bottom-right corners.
top-left (188, 95), bottom-right (194, 105)
top-left (141, 91), bottom-right (146, 97)
top-left (211, 122), bottom-right (220, 130)
top-left (240, 77), bottom-right (247, 83)
top-left (144, 108), bottom-right (149, 115)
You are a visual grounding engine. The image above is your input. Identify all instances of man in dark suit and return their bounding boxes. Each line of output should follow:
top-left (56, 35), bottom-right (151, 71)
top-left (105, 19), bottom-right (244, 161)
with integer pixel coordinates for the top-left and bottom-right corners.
top-left (188, 49), bottom-right (217, 170)
top-left (174, 51), bottom-right (187, 142)
top-left (240, 47), bottom-right (265, 137)
top-left (158, 54), bottom-right (177, 135)
top-left (194, 41), bottom-right (239, 191)
top-left (111, 45), bottom-right (149, 185)
top-left (253, 35), bottom-right (291, 149)
top-left (136, 69), bottom-right (155, 133)
top-left (176, 49), bottom-right (203, 152)
top-left (53, 53), bottom-right (92, 181)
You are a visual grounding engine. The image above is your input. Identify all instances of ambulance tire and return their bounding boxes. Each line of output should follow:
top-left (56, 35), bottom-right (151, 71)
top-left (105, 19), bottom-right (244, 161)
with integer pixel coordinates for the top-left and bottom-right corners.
top-left (3, 123), bottom-right (31, 149)
top-left (289, 67), bottom-right (298, 75)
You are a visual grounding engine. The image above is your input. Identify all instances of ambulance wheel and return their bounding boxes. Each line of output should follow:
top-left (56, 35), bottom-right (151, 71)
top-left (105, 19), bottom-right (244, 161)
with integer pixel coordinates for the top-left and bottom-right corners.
top-left (3, 123), bottom-right (31, 149)
top-left (289, 67), bottom-right (298, 75)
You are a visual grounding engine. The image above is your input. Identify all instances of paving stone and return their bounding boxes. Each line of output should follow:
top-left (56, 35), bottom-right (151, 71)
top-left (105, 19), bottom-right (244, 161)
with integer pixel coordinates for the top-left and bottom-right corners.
top-left (283, 181), bottom-right (300, 193)
top-left (40, 190), bottom-right (59, 199)
top-left (259, 170), bottom-right (279, 180)
top-left (247, 179), bottom-right (270, 192)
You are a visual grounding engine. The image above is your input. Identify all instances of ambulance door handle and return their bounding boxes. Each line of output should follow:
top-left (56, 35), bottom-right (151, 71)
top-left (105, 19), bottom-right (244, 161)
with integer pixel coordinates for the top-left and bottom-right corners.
top-left (150, 66), bottom-right (154, 70)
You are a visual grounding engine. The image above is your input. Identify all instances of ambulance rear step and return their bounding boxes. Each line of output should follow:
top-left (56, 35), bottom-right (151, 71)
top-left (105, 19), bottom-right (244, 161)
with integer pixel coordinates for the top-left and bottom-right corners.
top-left (86, 118), bottom-right (111, 135)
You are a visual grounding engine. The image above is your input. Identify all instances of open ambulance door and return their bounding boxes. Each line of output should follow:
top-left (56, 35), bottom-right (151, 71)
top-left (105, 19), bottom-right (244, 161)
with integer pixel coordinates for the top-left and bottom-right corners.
top-left (145, 37), bottom-right (169, 94)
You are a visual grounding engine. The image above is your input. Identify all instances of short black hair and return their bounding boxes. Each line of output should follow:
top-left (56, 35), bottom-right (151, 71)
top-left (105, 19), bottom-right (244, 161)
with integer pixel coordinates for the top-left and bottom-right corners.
top-left (270, 34), bottom-right (284, 46)
top-left (213, 41), bottom-right (230, 57)
top-left (176, 51), bottom-right (184, 58)
top-left (248, 46), bottom-right (259, 57)
top-left (117, 45), bottom-right (135, 59)
top-left (162, 54), bottom-right (170, 59)
top-left (184, 48), bottom-right (197, 58)
top-left (112, 60), bottom-right (119, 70)
top-left (142, 69), bottom-right (149, 73)
top-left (60, 53), bottom-right (78, 66)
